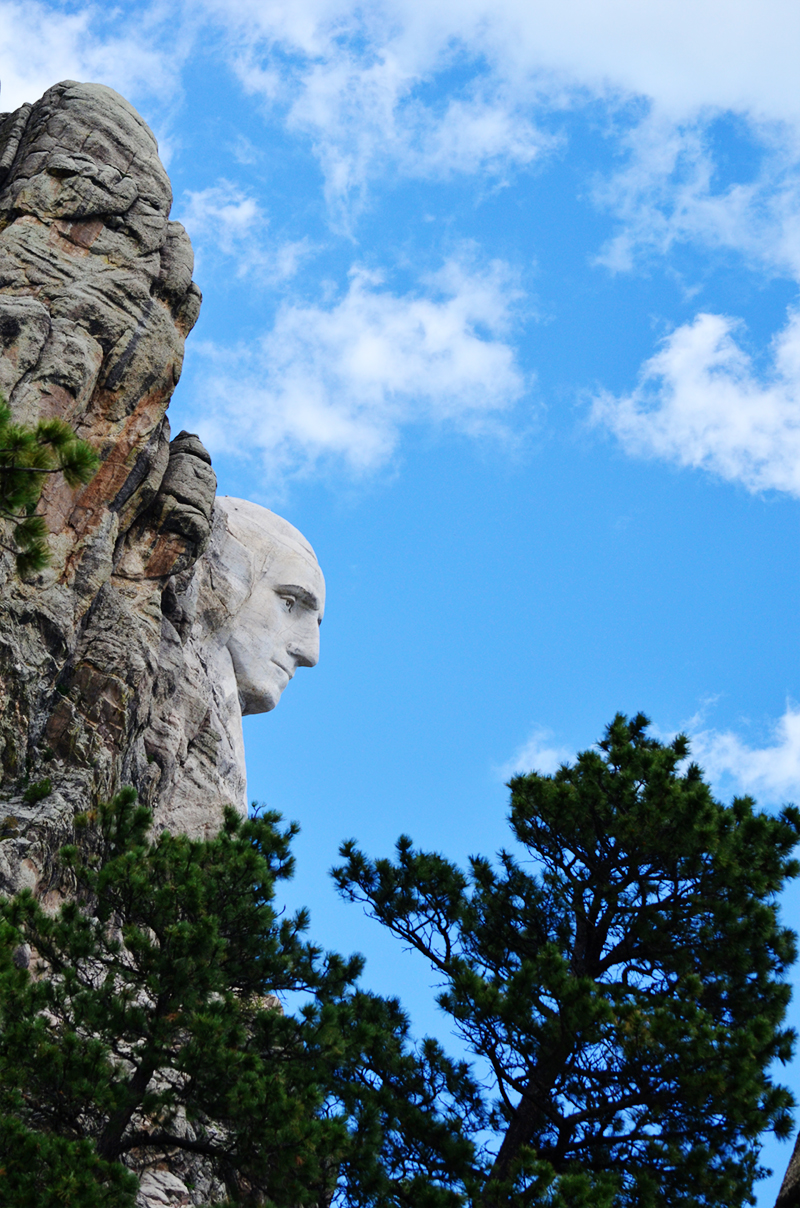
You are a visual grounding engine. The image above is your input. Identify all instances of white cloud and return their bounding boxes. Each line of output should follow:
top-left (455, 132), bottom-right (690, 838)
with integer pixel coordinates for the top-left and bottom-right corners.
top-left (8, 0), bottom-right (800, 238)
top-left (0, 1), bottom-right (179, 112)
top-left (180, 181), bottom-right (261, 254)
top-left (231, 38), bottom-right (552, 220)
top-left (592, 112), bottom-right (800, 280)
top-left (193, 2), bottom-right (567, 218)
top-left (10, 0), bottom-right (800, 492)
top-left (191, 0), bottom-right (800, 225)
top-left (177, 181), bottom-right (313, 285)
top-left (592, 309), bottom-right (800, 496)
top-left (184, 255), bottom-right (525, 476)
top-left (410, 94), bottom-right (553, 178)
top-left (497, 726), bottom-right (573, 781)
top-left (204, 0), bottom-right (800, 124)
top-left (9, 1), bottom-right (800, 258)
top-left (167, 1), bottom-right (800, 497)
top-left (287, 70), bottom-right (551, 206)
top-left (687, 705), bottom-right (800, 804)
top-left (497, 707), bottom-right (800, 801)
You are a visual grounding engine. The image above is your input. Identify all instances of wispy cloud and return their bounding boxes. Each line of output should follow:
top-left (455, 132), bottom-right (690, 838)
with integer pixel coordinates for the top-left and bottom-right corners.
top-left (593, 113), bottom-right (800, 280)
top-left (9, 0), bottom-right (800, 493)
top-left (230, 40), bottom-right (553, 222)
top-left (177, 180), bottom-right (313, 285)
top-left (192, 0), bottom-right (800, 224)
top-left (592, 309), bottom-right (800, 497)
top-left (9, 0), bottom-right (800, 230)
top-left (194, 0), bottom-right (800, 500)
top-left (180, 181), bottom-right (261, 254)
top-left (0, 0), bottom-right (181, 112)
top-left (497, 726), bottom-right (573, 781)
top-left (688, 705), bottom-right (800, 805)
top-left (184, 254), bottom-right (526, 477)
top-left (498, 706), bottom-right (800, 805)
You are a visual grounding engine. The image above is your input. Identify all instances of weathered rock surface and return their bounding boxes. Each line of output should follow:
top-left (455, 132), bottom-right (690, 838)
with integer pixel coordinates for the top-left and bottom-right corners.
top-left (777, 1133), bottom-right (800, 1207)
top-left (136, 1169), bottom-right (193, 1208)
top-left (0, 79), bottom-right (217, 902)
top-left (0, 78), bottom-right (326, 871)
top-left (0, 79), bottom-right (327, 1207)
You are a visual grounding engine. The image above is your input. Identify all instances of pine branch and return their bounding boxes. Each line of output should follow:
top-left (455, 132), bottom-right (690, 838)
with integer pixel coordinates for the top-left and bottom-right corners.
top-left (0, 396), bottom-right (99, 577)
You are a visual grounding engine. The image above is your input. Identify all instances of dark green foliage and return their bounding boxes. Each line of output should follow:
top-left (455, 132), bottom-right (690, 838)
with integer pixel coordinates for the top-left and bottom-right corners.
top-left (21, 778), bottom-right (51, 804)
top-left (0, 789), bottom-right (479, 1207)
top-left (335, 713), bottom-right (800, 1207)
top-left (0, 1113), bottom-right (138, 1207)
top-left (0, 399), bottom-right (99, 576)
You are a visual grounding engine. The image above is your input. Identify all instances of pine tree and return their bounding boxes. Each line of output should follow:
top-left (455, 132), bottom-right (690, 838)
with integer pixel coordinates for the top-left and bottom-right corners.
top-left (0, 399), bottom-right (98, 576)
top-left (335, 713), bottom-right (800, 1207)
top-left (0, 790), bottom-right (478, 1207)
top-left (5, 716), bottom-right (796, 1206)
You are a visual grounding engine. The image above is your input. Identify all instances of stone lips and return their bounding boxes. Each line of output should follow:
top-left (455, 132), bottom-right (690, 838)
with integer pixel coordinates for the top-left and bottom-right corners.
top-left (0, 80), bottom-right (214, 898)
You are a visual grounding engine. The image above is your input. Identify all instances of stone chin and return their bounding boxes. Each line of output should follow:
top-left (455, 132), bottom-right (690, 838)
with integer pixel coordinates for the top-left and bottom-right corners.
top-left (233, 662), bottom-right (291, 717)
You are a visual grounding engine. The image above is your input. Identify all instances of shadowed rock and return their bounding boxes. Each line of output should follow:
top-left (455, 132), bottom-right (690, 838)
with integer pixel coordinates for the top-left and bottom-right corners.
top-left (777, 1135), bottom-right (800, 1207)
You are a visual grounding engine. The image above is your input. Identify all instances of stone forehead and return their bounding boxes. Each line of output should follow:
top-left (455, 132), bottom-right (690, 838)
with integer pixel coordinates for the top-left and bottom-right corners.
top-left (44, 81), bottom-right (159, 152)
top-left (17, 80), bottom-right (171, 207)
top-left (215, 497), bottom-right (319, 567)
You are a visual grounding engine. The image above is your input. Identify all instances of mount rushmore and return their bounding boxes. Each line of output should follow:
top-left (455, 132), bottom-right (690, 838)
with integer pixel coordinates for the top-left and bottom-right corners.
top-left (0, 78), bottom-right (323, 901)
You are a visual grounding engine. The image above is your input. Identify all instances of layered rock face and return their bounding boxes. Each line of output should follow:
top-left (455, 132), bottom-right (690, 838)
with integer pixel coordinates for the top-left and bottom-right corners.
top-left (0, 80), bottom-right (215, 898)
top-left (0, 80), bottom-right (329, 1208)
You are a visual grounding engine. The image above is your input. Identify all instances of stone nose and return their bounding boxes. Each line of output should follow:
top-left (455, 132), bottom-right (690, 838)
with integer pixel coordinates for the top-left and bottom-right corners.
top-left (288, 615), bottom-right (320, 669)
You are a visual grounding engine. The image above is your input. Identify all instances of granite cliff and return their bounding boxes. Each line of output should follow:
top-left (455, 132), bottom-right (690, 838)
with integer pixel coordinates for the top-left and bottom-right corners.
top-left (0, 79), bottom-right (218, 901)
top-left (0, 80), bottom-right (332, 1208)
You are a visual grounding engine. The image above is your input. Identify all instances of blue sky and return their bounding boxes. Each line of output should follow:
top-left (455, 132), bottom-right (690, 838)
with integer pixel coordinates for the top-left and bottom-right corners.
top-left (6, 0), bottom-right (800, 1197)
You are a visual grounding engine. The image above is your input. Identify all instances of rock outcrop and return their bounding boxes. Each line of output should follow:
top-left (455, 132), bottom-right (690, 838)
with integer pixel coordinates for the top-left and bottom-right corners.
top-left (0, 79), bottom-right (210, 899)
top-left (0, 76), bottom-right (326, 890)
top-left (0, 79), bottom-right (329, 1208)
top-left (777, 1133), bottom-right (800, 1207)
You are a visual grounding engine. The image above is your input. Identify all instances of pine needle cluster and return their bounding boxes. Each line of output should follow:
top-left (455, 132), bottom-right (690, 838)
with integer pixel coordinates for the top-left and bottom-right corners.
top-left (0, 399), bottom-right (99, 576)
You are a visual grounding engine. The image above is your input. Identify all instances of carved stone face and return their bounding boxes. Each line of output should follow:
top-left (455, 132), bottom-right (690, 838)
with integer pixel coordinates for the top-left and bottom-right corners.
top-left (206, 498), bottom-right (325, 719)
top-left (226, 539), bottom-right (325, 716)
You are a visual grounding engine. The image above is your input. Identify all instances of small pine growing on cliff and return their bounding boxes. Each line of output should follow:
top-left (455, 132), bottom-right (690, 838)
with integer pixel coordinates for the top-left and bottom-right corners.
top-left (335, 713), bottom-right (800, 1207)
top-left (0, 398), bottom-right (99, 577)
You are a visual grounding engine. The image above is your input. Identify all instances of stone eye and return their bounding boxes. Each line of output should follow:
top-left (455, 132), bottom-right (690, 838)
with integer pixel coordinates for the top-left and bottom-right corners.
top-left (281, 594), bottom-right (297, 612)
